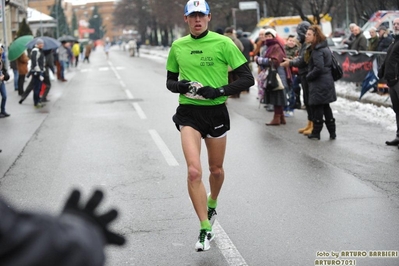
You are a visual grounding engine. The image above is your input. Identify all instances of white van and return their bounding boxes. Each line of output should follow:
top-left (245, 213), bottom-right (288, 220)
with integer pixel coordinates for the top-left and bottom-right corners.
top-left (362, 10), bottom-right (399, 38)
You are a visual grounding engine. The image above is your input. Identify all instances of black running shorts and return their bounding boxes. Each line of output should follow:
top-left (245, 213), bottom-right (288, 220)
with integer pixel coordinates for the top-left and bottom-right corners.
top-left (173, 104), bottom-right (230, 139)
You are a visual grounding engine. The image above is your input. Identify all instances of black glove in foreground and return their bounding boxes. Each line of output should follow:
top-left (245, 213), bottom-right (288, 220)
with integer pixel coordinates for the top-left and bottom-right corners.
top-left (196, 86), bottom-right (222, 99)
top-left (178, 80), bottom-right (191, 94)
top-left (63, 189), bottom-right (126, 246)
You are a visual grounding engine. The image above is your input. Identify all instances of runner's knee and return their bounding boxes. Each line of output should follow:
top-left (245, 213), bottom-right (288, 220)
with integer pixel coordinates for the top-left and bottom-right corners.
top-left (187, 165), bottom-right (202, 182)
top-left (209, 166), bottom-right (223, 178)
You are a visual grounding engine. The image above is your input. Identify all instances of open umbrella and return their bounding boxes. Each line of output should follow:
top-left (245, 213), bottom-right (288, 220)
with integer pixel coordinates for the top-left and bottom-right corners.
top-left (8, 35), bottom-right (34, 61)
top-left (359, 70), bottom-right (378, 100)
top-left (58, 35), bottom-right (77, 42)
top-left (26, 36), bottom-right (61, 51)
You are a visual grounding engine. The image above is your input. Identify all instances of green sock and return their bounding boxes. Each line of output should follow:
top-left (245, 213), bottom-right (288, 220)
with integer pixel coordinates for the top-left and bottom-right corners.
top-left (207, 195), bottom-right (217, 209)
top-left (200, 220), bottom-right (212, 231)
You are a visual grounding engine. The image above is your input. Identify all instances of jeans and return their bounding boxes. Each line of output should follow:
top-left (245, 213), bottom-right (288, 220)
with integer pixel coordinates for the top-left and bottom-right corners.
top-left (60, 61), bottom-right (67, 80)
top-left (284, 85), bottom-right (296, 112)
top-left (0, 82), bottom-right (7, 113)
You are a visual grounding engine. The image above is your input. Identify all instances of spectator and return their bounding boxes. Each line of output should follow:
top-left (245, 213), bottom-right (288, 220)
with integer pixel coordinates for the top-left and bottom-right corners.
top-left (350, 26), bottom-right (367, 51)
top-left (83, 41), bottom-right (92, 63)
top-left (255, 28), bottom-right (291, 126)
top-left (72, 41), bottom-right (80, 67)
top-left (281, 21), bottom-right (313, 134)
top-left (283, 35), bottom-right (300, 117)
top-left (57, 42), bottom-right (69, 82)
top-left (342, 23), bottom-right (357, 49)
top-left (16, 52), bottom-right (29, 96)
top-left (378, 18), bottom-right (399, 148)
top-left (367, 27), bottom-right (379, 51)
top-left (18, 40), bottom-right (46, 107)
top-left (377, 26), bottom-right (393, 52)
top-left (305, 25), bottom-right (337, 140)
top-left (41, 49), bottom-right (55, 103)
top-left (0, 46), bottom-right (10, 118)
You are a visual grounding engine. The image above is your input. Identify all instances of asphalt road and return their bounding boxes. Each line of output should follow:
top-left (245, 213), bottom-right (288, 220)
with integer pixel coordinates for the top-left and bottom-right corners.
top-left (1, 45), bottom-right (398, 266)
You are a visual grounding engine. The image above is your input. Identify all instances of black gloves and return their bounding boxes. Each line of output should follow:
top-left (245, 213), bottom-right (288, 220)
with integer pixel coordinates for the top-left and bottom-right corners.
top-left (196, 86), bottom-right (222, 99)
top-left (62, 189), bottom-right (125, 246)
top-left (178, 80), bottom-right (191, 94)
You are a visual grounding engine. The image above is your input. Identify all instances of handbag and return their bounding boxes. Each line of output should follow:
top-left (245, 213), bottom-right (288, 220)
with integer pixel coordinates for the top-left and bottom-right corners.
top-left (265, 62), bottom-right (284, 91)
top-left (331, 52), bottom-right (343, 81)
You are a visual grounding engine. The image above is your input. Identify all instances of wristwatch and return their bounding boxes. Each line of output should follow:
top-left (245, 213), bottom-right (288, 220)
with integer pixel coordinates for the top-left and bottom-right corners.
top-left (219, 88), bottom-right (225, 96)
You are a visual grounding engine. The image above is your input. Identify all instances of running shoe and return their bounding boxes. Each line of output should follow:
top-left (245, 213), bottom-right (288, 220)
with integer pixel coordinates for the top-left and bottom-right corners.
top-left (195, 229), bottom-right (215, 252)
top-left (208, 207), bottom-right (217, 225)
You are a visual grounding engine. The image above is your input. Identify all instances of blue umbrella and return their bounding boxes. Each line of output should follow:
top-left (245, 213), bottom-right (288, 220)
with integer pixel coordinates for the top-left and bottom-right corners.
top-left (26, 36), bottom-right (61, 50)
top-left (359, 70), bottom-right (378, 99)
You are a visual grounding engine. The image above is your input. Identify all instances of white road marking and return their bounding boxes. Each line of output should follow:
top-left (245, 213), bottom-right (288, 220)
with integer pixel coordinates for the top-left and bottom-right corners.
top-left (132, 102), bottom-right (147, 119)
top-left (149, 130), bottom-right (179, 166)
top-left (125, 89), bottom-right (134, 99)
top-left (213, 220), bottom-right (248, 265)
top-left (99, 67), bottom-right (109, 71)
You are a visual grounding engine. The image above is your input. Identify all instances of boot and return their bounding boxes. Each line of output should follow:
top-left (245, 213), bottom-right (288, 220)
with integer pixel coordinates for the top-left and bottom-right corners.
top-left (280, 115), bottom-right (286, 125)
top-left (298, 120), bottom-right (312, 133)
top-left (266, 114), bottom-right (281, 126)
top-left (302, 122), bottom-right (314, 135)
top-left (325, 118), bottom-right (336, 140)
top-left (308, 120), bottom-right (324, 140)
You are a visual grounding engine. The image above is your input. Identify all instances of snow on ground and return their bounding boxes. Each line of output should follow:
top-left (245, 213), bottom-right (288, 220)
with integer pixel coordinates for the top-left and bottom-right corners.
top-left (334, 81), bottom-right (396, 132)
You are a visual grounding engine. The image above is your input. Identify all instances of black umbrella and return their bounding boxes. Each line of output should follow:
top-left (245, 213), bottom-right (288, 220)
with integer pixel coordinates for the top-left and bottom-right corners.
top-left (58, 35), bottom-right (77, 42)
top-left (26, 36), bottom-right (61, 50)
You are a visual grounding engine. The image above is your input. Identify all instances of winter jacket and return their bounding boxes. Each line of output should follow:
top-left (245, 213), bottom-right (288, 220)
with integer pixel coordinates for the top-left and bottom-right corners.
top-left (377, 34), bottom-right (393, 52)
top-left (16, 53), bottom-right (29, 75)
top-left (350, 31), bottom-right (367, 51)
top-left (306, 40), bottom-right (337, 105)
top-left (289, 21), bottom-right (311, 76)
top-left (0, 60), bottom-right (10, 82)
top-left (238, 36), bottom-right (254, 63)
top-left (72, 43), bottom-right (80, 56)
top-left (380, 35), bottom-right (399, 86)
top-left (30, 46), bottom-right (45, 73)
top-left (367, 36), bottom-right (379, 51)
top-left (58, 45), bottom-right (69, 62)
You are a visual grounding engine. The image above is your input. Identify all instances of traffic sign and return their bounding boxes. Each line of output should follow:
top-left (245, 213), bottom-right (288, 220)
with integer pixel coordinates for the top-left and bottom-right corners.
top-left (239, 1), bottom-right (259, 10)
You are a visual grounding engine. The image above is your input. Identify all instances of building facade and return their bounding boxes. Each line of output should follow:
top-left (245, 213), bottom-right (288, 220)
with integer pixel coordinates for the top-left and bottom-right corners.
top-left (0, 0), bottom-right (29, 46)
top-left (28, 0), bottom-right (122, 42)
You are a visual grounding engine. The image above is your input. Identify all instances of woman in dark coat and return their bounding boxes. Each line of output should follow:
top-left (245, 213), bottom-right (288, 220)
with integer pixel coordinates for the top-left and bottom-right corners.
top-left (255, 28), bottom-right (291, 126)
top-left (305, 25), bottom-right (337, 140)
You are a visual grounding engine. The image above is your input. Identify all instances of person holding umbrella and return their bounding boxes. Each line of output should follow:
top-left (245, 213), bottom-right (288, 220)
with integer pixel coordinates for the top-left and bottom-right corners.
top-left (16, 52), bottom-right (29, 96)
top-left (21, 39), bottom-right (45, 108)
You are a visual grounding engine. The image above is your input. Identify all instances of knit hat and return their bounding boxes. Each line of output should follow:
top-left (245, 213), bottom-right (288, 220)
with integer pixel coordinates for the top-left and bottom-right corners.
top-left (377, 26), bottom-right (387, 32)
top-left (264, 28), bottom-right (277, 38)
top-left (36, 38), bottom-right (44, 45)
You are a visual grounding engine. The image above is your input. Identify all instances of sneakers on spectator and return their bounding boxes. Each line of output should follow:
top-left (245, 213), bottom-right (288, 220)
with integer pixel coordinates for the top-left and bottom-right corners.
top-left (208, 207), bottom-right (217, 225)
top-left (195, 229), bottom-right (215, 252)
top-left (284, 111), bottom-right (294, 117)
